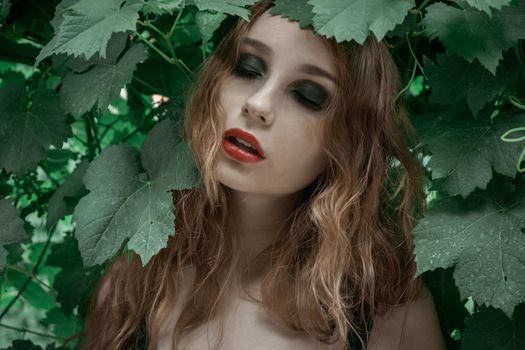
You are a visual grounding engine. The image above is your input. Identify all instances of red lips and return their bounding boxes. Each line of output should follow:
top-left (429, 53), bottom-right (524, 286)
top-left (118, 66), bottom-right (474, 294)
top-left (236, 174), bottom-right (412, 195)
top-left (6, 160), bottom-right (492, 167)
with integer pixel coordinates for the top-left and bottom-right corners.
top-left (222, 128), bottom-right (265, 163)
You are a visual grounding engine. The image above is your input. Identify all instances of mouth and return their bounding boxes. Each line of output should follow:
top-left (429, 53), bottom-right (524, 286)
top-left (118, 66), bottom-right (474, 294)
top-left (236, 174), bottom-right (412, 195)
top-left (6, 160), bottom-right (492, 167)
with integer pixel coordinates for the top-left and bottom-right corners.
top-left (222, 128), bottom-right (265, 163)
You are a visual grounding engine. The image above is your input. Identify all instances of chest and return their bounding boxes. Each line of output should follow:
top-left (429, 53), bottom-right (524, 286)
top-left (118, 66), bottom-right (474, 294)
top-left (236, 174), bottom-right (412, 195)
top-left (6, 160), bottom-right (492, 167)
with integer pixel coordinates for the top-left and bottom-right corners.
top-left (155, 268), bottom-right (341, 350)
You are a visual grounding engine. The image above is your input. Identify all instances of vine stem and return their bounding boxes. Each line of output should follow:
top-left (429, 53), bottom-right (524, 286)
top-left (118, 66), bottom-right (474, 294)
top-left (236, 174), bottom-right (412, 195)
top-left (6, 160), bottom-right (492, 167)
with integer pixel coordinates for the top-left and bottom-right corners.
top-left (0, 322), bottom-right (63, 340)
top-left (395, 33), bottom-right (424, 101)
top-left (406, 33), bottom-right (427, 80)
top-left (0, 225), bottom-right (55, 322)
top-left (167, 1), bottom-right (185, 39)
top-left (134, 32), bottom-right (193, 80)
top-left (6, 265), bottom-right (54, 291)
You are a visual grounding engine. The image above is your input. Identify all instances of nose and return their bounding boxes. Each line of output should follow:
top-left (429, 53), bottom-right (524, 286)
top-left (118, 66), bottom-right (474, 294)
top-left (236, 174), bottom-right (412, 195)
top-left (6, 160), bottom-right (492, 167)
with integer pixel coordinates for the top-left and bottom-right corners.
top-left (241, 85), bottom-right (276, 125)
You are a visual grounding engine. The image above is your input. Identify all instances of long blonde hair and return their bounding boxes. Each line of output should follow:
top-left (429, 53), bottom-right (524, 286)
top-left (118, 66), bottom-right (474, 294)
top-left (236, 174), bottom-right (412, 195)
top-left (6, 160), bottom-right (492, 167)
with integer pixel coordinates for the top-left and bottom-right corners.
top-left (81, 2), bottom-right (425, 349)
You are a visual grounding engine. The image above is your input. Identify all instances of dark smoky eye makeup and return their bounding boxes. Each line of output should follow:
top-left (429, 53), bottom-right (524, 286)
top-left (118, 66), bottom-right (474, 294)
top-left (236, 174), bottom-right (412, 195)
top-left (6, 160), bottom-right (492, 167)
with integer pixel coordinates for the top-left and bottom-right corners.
top-left (290, 80), bottom-right (330, 112)
top-left (232, 53), bottom-right (266, 79)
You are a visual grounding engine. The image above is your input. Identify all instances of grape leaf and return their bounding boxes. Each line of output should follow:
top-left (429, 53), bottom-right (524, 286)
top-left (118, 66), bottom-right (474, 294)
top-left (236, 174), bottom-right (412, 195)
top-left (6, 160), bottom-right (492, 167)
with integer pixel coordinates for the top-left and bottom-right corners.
top-left (0, 340), bottom-right (42, 350)
top-left (47, 161), bottom-right (89, 229)
top-left (0, 85), bottom-right (70, 173)
top-left (46, 236), bottom-right (101, 316)
top-left (413, 176), bottom-right (525, 317)
top-left (416, 104), bottom-right (524, 198)
top-left (7, 268), bottom-right (56, 309)
top-left (188, 0), bottom-right (258, 20)
top-left (42, 307), bottom-right (82, 344)
top-left (0, 200), bottom-right (26, 271)
top-left (426, 52), bottom-right (520, 116)
top-left (141, 0), bottom-right (184, 15)
top-left (309, 0), bottom-right (415, 44)
top-left (270, 0), bottom-right (314, 28)
top-left (422, 2), bottom-right (525, 74)
top-left (462, 304), bottom-right (525, 350)
top-left (460, 0), bottom-right (512, 16)
top-left (195, 11), bottom-right (228, 43)
top-left (35, 0), bottom-right (142, 65)
top-left (59, 36), bottom-right (147, 117)
top-left (73, 119), bottom-right (201, 267)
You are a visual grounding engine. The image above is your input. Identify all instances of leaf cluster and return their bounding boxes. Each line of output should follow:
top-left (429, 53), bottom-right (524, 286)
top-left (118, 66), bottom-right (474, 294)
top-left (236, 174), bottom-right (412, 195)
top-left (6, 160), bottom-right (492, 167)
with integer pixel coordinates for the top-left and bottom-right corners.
top-left (0, 0), bottom-right (524, 348)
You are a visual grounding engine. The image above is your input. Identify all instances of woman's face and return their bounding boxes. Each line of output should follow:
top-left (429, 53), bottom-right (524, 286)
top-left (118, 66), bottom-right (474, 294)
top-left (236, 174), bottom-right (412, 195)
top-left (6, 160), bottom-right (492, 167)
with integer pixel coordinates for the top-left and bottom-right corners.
top-left (216, 11), bottom-right (337, 196)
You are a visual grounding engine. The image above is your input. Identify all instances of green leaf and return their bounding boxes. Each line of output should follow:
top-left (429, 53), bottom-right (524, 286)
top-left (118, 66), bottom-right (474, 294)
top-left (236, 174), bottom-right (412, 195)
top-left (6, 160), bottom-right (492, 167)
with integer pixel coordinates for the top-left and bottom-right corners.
top-left (35, 0), bottom-right (143, 66)
top-left (74, 119), bottom-right (201, 267)
top-left (422, 2), bottom-right (525, 74)
top-left (462, 304), bottom-right (525, 350)
top-left (270, 0), bottom-right (314, 28)
top-left (59, 35), bottom-right (147, 117)
top-left (46, 236), bottom-right (100, 316)
top-left (461, 0), bottom-right (512, 16)
top-left (133, 55), bottom-right (192, 97)
top-left (0, 200), bottom-right (26, 271)
top-left (417, 105), bottom-right (524, 197)
top-left (0, 85), bottom-right (71, 173)
top-left (309, 0), bottom-right (415, 43)
top-left (0, 340), bottom-right (42, 350)
top-left (42, 307), bottom-right (82, 344)
top-left (141, 0), bottom-right (184, 15)
top-left (47, 161), bottom-right (89, 228)
top-left (414, 176), bottom-right (525, 317)
top-left (196, 11), bottom-right (228, 43)
top-left (188, 0), bottom-right (258, 20)
top-left (426, 52), bottom-right (520, 116)
top-left (6, 268), bottom-right (56, 309)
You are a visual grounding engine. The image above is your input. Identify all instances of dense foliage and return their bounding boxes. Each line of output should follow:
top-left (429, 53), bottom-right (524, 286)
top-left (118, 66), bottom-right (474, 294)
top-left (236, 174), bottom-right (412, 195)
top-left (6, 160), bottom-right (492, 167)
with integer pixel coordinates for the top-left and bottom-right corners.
top-left (0, 0), bottom-right (524, 348)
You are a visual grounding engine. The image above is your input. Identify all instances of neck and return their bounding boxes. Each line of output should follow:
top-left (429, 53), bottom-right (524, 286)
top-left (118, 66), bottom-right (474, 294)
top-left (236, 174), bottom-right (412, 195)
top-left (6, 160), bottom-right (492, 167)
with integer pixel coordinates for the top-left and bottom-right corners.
top-left (227, 189), bottom-right (299, 265)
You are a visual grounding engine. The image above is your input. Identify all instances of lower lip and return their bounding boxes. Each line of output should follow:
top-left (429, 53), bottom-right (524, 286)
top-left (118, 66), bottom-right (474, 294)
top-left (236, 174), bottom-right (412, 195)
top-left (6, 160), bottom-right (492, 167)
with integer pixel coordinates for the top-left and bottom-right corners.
top-left (222, 139), bottom-right (264, 163)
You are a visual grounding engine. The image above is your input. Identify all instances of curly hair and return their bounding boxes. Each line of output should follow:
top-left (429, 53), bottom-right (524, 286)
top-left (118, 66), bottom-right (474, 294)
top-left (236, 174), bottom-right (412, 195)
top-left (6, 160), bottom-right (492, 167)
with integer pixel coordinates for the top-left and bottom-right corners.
top-left (81, 2), bottom-right (425, 349)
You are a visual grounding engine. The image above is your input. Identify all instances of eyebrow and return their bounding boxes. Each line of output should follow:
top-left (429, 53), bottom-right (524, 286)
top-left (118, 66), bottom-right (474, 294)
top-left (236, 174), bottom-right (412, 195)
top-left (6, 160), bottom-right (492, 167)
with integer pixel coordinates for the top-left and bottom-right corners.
top-left (243, 37), bottom-right (337, 85)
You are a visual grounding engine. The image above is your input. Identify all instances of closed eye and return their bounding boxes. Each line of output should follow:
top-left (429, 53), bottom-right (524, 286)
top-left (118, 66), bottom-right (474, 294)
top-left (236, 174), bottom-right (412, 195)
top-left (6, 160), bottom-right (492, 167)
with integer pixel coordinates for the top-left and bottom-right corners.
top-left (291, 81), bottom-right (329, 112)
top-left (293, 91), bottom-right (323, 111)
top-left (233, 53), bottom-right (266, 79)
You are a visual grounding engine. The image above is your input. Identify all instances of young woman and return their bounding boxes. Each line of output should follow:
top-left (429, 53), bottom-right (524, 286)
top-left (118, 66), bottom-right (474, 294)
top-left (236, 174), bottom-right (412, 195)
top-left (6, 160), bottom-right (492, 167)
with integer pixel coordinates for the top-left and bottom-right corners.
top-left (82, 2), bottom-right (446, 349)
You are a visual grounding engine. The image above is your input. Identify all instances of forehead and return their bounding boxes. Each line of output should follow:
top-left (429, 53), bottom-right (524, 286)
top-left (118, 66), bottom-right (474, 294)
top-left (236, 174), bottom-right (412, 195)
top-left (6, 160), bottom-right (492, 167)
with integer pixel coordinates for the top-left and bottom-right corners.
top-left (245, 11), bottom-right (336, 75)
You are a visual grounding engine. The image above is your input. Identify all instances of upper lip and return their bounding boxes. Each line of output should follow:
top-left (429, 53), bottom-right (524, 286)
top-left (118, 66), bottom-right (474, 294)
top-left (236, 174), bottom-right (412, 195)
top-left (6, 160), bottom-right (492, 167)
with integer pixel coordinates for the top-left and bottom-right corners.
top-left (224, 128), bottom-right (265, 158)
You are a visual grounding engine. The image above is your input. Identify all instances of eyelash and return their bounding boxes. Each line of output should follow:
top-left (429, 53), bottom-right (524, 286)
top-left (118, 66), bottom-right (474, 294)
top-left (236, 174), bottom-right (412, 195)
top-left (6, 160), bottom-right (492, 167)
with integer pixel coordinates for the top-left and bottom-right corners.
top-left (232, 56), bottom-right (326, 112)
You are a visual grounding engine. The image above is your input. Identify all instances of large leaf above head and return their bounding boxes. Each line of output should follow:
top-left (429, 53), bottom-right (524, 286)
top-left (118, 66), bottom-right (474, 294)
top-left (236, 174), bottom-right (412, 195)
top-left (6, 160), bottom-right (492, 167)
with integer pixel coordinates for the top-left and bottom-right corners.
top-left (59, 34), bottom-right (147, 117)
top-left (413, 176), bottom-right (525, 318)
top-left (35, 0), bottom-right (142, 66)
top-left (422, 1), bottom-right (525, 74)
top-left (308, 0), bottom-right (415, 44)
top-left (0, 200), bottom-right (27, 272)
top-left (188, 0), bottom-right (258, 20)
top-left (461, 304), bottom-right (525, 350)
top-left (141, 0), bottom-right (184, 15)
top-left (270, 0), bottom-right (314, 28)
top-left (0, 85), bottom-right (70, 174)
top-left (426, 52), bottom-right (520, 116)
top-left (416, 104), bottom-right (524, 198)
top-left (73, 119), bottom-right (201, 267)
top-left (461, 0), bottom-right (512, 16)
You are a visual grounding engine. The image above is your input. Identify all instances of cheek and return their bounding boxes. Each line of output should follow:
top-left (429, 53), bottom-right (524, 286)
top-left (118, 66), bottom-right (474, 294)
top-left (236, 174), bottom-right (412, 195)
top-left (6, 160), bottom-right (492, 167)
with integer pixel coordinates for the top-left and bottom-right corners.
top-left (272, 121), bottom-right (327, 190)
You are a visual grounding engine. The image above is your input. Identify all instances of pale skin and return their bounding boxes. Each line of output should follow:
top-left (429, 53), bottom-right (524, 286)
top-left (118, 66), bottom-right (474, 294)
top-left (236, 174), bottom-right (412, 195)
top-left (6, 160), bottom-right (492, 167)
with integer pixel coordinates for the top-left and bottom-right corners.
top-left (155, 11), bottom-right (447, 350)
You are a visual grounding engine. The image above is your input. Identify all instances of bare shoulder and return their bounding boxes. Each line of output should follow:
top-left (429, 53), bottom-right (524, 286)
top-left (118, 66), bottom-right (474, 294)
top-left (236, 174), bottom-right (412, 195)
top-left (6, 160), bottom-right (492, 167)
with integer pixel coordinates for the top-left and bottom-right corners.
top-left (367, 285), bottom-right (447, 350)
